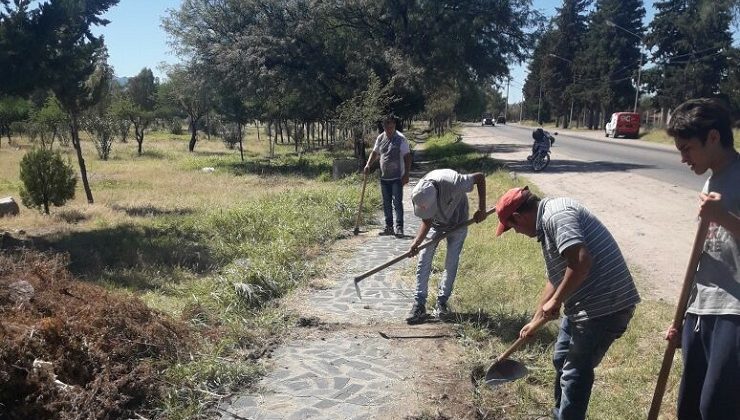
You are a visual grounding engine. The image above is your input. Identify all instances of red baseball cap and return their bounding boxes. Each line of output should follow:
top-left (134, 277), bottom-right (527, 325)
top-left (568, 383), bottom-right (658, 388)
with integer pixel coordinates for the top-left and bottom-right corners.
top-left (495, 186), bottom-right (530, 236)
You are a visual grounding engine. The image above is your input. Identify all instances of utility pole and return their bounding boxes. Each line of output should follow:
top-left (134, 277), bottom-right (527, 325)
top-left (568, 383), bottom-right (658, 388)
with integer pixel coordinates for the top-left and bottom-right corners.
top-left (537, 81), bottom-right (542, 124)
top-left (505, 76), bottom-right (510, 119)
top-left (519, 97), bottom-right (524, 123)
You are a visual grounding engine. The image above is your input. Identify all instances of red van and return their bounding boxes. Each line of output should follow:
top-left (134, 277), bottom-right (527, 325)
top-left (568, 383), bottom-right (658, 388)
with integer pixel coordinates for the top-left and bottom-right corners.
top-left (605, 112), bottom-right (640, 139)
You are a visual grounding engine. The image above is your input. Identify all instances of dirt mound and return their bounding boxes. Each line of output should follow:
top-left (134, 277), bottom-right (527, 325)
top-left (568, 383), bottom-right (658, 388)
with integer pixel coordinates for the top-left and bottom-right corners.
top-left (0, 250), bottom-right (191, 419)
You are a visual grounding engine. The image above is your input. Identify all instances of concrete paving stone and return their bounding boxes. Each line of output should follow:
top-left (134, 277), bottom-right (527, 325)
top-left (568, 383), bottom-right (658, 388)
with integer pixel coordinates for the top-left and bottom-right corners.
top-left (344, 360), bottom-right (372, 370)
top-left (284, 381), bottom-right (311, 392)
top-left (330, 383), bottom-right (364, 400)
top-left (313, 398), bottom-right (341, 409)
top-left (333, 376), bottom-right (350, 389)
top-left (287, 407), bottom-right (322, 420)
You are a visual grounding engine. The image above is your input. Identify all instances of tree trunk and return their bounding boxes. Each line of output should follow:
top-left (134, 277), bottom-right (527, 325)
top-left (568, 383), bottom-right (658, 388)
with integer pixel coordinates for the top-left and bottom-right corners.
top-left (256, 120), bottom-right (261, 143)
top-left (188, 118), bottom-right (197, 152)
top-left (70, 114), bottom-right (94, 204)
top-left (206, 113), bottom-right (211, 140)
top-left (237, 122), bottom-right (244, 162)
top-left (133, 121), bottom-right (144, 155)
top-left (278, 120), bottom-right (284, 143)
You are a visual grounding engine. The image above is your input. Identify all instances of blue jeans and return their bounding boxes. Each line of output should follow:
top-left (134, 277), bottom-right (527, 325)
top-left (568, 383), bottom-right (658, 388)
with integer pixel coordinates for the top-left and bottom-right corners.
top-left (413, 226), bottom-right (467, 305)
top-left (678, 313), bottom-right (740, 420)
top-left (380, 178), bottom-right (403, 229)
top-left (552, 306), bottom-right (635, 420)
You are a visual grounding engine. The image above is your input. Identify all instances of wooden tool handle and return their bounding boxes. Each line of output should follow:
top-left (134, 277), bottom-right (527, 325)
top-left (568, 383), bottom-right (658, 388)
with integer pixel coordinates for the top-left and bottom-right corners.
top-left (354, 173), bottom-right (368, 231)
top-left (496, 315), bottom-right (551, 363)
top-left (353, 207), bottom-right (497, 283)
top-left (647, 218), bottom-right (710, 420)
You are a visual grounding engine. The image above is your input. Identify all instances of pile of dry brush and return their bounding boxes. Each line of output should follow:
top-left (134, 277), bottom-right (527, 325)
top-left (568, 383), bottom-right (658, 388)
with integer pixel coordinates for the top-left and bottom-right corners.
top-left (0, 250), bottom-right (191, 419)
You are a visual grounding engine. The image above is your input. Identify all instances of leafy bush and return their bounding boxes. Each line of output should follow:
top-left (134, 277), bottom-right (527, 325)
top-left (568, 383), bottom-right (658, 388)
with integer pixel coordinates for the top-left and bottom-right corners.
top-left (19, 148), bottom-right (77, 214)
top-left (170, 118), bottom-right (183, 135)
top-left (84, 114), bottom-right (116, 160)
top-left (220, 123), bottom-right (241, 150)
top-left (29, 96), bottom-right (69, 149)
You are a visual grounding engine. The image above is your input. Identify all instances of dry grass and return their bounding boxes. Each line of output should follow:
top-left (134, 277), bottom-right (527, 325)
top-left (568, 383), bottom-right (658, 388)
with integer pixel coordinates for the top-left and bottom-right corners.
top-left (1, 125), bottom-right (380, 418)
top-left (641, 128), bottom-right (740, 149)
top-left (0, 126), bottom-right (327, 233)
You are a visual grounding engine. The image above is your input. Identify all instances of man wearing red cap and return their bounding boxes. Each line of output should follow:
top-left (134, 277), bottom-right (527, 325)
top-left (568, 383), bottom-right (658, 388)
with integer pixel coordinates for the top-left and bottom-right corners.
top-left (494, 186), bottom-right (640, 420)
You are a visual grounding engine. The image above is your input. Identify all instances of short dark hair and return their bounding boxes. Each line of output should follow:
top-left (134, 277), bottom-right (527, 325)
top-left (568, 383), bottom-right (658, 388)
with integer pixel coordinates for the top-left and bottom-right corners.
top-left (382, 114), bottom-right (397, 124)
top-left (516, 190), bottom-right (541, 214)
top-left (667, 98), bottom-right (735, 149)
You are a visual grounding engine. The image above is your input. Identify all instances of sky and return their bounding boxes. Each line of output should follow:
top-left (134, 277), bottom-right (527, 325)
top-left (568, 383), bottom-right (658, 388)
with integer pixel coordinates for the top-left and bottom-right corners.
top-left (91, 1), bottom-right (181, 80)
top-left (93, 0), bottom-right (724, 103)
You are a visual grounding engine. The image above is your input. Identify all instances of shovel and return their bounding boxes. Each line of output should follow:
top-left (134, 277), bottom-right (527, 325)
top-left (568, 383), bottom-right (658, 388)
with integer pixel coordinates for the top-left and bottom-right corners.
top-left (484, 315), bottom-right (551, 388)
top-left (353, 172), bottom-right (369, 236)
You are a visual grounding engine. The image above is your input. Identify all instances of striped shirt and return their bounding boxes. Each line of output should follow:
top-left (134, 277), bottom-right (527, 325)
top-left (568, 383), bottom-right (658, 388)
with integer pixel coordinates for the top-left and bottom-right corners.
top-left (536, 197), bottom-right (640, 322)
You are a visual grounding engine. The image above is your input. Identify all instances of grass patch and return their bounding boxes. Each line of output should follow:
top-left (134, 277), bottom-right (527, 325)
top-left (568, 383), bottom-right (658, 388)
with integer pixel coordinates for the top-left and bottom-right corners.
top-left (419, 131), bottom-right (501, 174)
top-left (448, 175), bottom-right (681, 419)
top-left (641, 128), bottom-right (740, 149)
top-left (0, 128), bottom-right (381, 418)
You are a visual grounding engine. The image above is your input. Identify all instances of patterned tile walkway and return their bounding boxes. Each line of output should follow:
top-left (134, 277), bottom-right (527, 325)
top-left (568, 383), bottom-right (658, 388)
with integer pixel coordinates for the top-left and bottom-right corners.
top-left (218, 181), bottom-right (436, 420)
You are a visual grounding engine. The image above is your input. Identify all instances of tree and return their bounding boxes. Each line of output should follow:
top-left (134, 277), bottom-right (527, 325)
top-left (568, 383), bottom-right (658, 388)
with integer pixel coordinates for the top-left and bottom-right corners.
top-left (212, 78), bottom-right (258, 161)
top-left (577, 0), bottom-right (645, 128)
top-left (161, 63), bottom-right (212, 152)
top-left (41, 0), bottom-right (119, 204)
top-left (84, 114), bottom-right (116, 160)
top-left (544, 0), bottom-right (590, 128)
top-left (163, 0), bottom-right (537, 137)
top-left (121, 68), bottom-right (157, 155)
top-left (29, 96), bottom-right (68, 149)
top-left (523, 29), bottom-right (557, 123)
top-left (646, 0), bottom-right (733, 109)
top-left (19, 148), bottom-right (77, 215)
top-left (0, 95), bottom-right (30, 146)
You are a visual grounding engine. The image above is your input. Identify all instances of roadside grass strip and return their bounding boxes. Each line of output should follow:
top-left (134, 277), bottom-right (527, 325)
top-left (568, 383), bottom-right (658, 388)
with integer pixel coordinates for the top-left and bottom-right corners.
top-left (421, 133), bottom-right (681, 419)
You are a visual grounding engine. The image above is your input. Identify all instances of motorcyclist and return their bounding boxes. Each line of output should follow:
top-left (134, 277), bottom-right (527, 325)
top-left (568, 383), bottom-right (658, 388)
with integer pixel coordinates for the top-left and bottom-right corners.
top-left (527, 128), bottom-right (551, 161)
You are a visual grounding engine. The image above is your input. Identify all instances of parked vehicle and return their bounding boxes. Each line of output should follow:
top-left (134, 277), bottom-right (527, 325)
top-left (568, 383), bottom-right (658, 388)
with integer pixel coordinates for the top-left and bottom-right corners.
top-left (496, 115), bottom-right (506, 124)
top-left (481, 113), bottom-right (495, 126)
top-left (605, 112), bottom-right (640, 139)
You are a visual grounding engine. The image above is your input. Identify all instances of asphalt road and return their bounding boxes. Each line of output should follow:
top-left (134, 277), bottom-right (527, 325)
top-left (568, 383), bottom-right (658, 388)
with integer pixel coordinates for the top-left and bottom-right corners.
top-left (472, 124), bottom-right (704, 191)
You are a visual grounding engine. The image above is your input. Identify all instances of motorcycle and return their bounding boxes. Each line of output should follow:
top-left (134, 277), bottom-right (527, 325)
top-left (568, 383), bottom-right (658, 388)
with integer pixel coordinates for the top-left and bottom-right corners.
top-left (527, 129), bottom-right (556, 172)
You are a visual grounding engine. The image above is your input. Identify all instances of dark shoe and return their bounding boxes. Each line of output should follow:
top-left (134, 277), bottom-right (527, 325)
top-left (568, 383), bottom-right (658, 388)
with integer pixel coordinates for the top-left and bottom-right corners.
top-left (405, 302), bottom-right (427, 324)
top-left (378, 226), bottom-right (394, 236)
top-left (434, 299), bottom-right (451, 318)
top-left (394, 226), bottom-right (404, 238)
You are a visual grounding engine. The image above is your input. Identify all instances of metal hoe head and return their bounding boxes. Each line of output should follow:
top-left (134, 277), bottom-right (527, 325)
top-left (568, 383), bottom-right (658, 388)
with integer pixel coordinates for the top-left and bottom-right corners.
top-left (484, 358), bottom-right (529, 388)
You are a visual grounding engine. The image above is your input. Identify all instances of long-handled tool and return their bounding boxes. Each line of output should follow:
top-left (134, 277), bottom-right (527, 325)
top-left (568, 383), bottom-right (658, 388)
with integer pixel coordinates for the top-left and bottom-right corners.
top-left (353, 173), bottom-right (369, 236)
top-left (353, 207), bottom-right (496, 299)
top-left (484, 315), bottom-right (551, 388)
top-left (647, 217), bottom-right (710, 420)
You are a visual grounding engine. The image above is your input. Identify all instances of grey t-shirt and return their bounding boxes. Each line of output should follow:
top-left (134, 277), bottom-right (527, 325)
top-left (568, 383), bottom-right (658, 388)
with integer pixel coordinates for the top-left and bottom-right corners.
top-left (687, 156), bottom-right (740, 316)
top-left (372, 131), bottom-right (410, 180)
top-left (420, 169), bottom-right (476, 230)
top-left (536, 197), bottom-right (641, 322)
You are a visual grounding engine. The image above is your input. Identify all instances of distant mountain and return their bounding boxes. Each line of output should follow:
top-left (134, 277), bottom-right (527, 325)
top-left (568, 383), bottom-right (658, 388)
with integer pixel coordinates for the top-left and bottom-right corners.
top-left (114, 76), bottom-right (129, 87)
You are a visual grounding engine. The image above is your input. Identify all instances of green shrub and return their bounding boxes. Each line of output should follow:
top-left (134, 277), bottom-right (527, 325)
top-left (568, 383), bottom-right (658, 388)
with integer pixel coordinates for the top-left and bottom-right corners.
top-left (19, 148), bottom-right (77, 214)
top-left (84, 114), bottom-right (116, 160)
